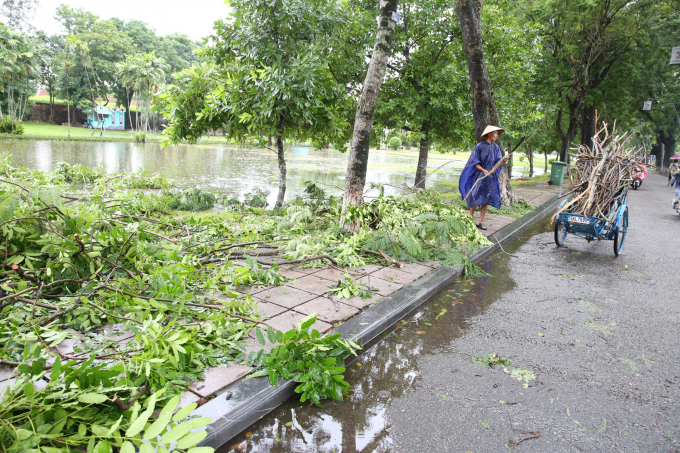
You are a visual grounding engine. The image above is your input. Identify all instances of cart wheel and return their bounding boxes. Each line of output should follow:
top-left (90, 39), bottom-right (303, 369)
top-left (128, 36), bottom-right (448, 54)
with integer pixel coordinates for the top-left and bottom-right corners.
top-left (554, 220), bottom-right (567, 246)
top-left (613, 207), bottom-right (628, 256)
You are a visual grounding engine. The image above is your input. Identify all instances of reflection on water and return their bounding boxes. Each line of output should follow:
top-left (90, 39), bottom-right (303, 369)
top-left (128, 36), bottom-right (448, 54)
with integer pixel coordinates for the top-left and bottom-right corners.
top-left (3, 139), bottom-right (544, 206)
top-left (221, 263), bottom-right (496, 453)
top-left (219, 216), bottom-right (555, 453)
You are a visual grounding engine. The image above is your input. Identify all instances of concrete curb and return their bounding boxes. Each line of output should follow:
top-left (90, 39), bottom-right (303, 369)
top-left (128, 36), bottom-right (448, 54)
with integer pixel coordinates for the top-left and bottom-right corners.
top-left (194, 193), bottom-right (563, 449)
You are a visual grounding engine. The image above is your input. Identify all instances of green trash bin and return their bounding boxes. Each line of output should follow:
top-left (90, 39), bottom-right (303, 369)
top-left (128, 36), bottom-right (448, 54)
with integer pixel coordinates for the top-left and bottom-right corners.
top-left (550, 161), bottom-right (567, 186)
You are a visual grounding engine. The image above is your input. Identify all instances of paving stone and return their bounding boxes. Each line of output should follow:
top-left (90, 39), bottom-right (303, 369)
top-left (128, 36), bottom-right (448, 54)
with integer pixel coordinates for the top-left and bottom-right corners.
top-left (0, 365), bottom-right (17, 383)
top-left (285, 275), bottom-right (335, 296)
top-left (255, 300), bottom-right (288, 319)
top-left (294, 296), bottom-right (360, 323)
top-left (309, 268), bottom-right (347, 281)
top-left (421, 261), bottom-right (441, 268)
top-left (348, 264), bottom-right (384, 275)
top-left (357, 275), bottom-right (403, 297)
top-left (400, 263), bottom-right (433, 277)
top-left (266, 311), bottom-right (332, 333)
top-left (179, 364), bottom-right (252, 407)
top-left (238, 285), bottom-right (270, 295)
top-left (279, 264), bottom-right (320, 275)
top-left (277, 268), bottom-right (307, 280)
top-left (252, 285), bottom-right (317, 308)
top-left (339, 294), bottom-right (383, 310)
top-left (369, 267), bottom-right (419, 285)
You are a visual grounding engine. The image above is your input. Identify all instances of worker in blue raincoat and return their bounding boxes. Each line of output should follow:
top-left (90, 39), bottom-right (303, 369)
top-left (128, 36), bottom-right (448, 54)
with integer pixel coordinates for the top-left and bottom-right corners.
top-left (458, 125), bottom-right (510, 230)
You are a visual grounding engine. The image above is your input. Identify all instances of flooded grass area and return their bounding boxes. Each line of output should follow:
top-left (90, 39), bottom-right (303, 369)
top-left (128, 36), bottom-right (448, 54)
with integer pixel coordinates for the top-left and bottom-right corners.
top-left (218, 214), bottom-right (555, 453)
top-left (2, 139), bottom-right (545, 206)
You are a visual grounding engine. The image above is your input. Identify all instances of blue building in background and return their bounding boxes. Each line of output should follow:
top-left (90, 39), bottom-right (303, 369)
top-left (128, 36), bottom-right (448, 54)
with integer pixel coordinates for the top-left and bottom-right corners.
top-left (83, 106), bottom-right (126, 130)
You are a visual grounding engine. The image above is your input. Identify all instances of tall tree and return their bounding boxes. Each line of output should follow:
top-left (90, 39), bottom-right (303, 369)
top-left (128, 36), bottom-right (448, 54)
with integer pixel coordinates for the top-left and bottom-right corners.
top-left (522, 0), bottom-right (653, 162)
top-left (455, 0), bottom-right (520, 205)
top-left (158, 0), bottom-right (348, 207)
top-left (342, 0), bottom-right (399, 225)
top-left (599, 2), bottom-right (680, 168)
top-left (116, 52), bottom-right (167, 141)
top-left (0, 0), bottom-right (38, 32)
top-left (374, 0), bottom-right (470, 189)
top-left (0, 24), bottom-right (43, 128)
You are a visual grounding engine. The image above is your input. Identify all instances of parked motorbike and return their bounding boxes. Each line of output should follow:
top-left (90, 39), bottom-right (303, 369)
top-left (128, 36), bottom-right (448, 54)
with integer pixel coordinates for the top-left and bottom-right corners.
top-left (631, 163), bottom-right (647, 190)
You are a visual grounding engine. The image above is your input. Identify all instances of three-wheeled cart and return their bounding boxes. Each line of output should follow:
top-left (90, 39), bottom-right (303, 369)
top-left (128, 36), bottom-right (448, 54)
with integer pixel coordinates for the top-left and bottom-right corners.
top-left (553, 188), bottom-right (629, 256)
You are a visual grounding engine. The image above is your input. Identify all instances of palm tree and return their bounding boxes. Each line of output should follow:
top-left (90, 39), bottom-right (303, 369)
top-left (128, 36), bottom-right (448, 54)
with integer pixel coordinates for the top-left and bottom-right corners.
top-left (0, 24), bottom-right (44, 129)
top-left (116, 52), bottom-right (167, 143)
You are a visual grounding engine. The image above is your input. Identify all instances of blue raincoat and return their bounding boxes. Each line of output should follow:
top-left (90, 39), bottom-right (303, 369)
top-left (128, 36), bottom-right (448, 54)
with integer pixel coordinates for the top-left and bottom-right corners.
top-left (458, 140), bottom-right (503, 209)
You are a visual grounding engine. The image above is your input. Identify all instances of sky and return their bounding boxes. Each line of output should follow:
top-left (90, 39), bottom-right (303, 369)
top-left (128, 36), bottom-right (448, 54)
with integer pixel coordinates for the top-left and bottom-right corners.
top-left (30, 0), bottom-right (230, 40)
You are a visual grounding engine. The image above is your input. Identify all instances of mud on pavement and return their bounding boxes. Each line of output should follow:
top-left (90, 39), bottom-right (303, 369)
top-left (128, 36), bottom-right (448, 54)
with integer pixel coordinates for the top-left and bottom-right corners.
top-left (387, 174), bottom-right (680, 452)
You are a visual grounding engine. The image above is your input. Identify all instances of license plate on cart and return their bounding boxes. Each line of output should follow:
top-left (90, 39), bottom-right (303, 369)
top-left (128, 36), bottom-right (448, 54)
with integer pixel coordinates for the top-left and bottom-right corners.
top-left (568, 216), bottom-right (590, 224)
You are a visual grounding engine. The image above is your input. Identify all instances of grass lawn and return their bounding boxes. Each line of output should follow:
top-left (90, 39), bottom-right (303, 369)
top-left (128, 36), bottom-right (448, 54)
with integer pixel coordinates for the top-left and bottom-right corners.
top-left (1, 121), bottom-right (236, 144)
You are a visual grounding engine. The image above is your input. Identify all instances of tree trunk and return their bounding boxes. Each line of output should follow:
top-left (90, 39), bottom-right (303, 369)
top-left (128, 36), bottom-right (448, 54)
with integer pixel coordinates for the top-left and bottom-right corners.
top-left (657, 130), bottom-right (676, 170)
top-left (580, 104), bottom-right (596, 151)
top-left (529, 148), bottom-right (534, 177)
top-left (341, 0), bottom-right (398, 231)
top-left (125, 89), bottom-right (134, 130)
top-left (454, 0), bottom-right (521, 206)
top-left (275, 115), bottom-right (287, 208)
top-left (558, 116), bottom-right (578, 165)
top-left (49, 91), bottom-right (55, 124)
top-left (414, 121), bottom-right (429, 189)
top-left (275, 135), bottom-right (287, 208)
top-left (544, 149), bottom-right (548, 173)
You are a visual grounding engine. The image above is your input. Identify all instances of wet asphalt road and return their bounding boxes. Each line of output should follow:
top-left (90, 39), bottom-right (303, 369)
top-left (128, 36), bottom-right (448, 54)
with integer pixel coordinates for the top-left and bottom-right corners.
top-left (387, 173), bottom-right (680, 452)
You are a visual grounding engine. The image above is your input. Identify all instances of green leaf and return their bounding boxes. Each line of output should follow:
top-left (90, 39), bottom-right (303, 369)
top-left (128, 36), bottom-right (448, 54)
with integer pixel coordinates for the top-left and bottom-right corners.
top-left (160, 417), bottom-right (212, 444)
top-left (119, 441), bottom-right (135, 453)
top-left (256, 328), bottom-right (266, 346)
top-left (300, 313), bottom-right (316, 330)
top-left (172, 402), bottom-right (198, 422)
top-left (125, 403), bottom-right (154, 438)
top-left (105, 416), bottom-right (123, 437)
top-left (94, 440), bottom-right (112, 453)
top-left (15, 429), bottom-right (32, 440)
top-left (50, 356), bottom-right (62, 383)
top-left (186, 448), bottom-right (215, 453)
top-left (275, 330), bottom-right (284, 343)
top-left (139, 443), bottom-right (155, 453)
top-left (175, 430), bottom-right (208, 449)
top-left (78, 423), bottom-right (87, 437)
top-left (23, 382), bottom-right (34, 396)
top-left (78, 393), bottom-right (109, 404)
top-left (144, 396), bottom-right (179, 440)
top-left (269, 370), bottom-right (278, 386)
top-left (267, 326), bottom-right (277, 343)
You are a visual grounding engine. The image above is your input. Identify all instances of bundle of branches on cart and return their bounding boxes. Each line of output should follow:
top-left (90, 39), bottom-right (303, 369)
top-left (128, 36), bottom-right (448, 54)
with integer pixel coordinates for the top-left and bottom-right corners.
top-left (552, 120), bottom-right (642, 223)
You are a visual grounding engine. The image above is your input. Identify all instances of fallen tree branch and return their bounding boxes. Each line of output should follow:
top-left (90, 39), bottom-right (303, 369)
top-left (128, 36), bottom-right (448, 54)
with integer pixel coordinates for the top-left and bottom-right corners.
top-left (111, 380), bottom-right (149, 411)
top-left (360, 248), bottom-right (403, 269)
top-left (183, 302), bottom-right (271, 327)
top-left (509, 431), bottom-right (541, 448)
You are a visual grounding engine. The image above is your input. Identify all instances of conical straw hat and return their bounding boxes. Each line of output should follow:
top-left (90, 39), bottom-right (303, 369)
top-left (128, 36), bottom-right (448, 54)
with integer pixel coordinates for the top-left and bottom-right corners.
top-left (480, 124), bottom-right (505, 140)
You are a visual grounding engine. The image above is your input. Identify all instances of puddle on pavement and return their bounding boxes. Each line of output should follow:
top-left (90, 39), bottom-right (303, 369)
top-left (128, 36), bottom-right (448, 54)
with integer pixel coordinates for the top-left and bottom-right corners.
top-left (219, 214), bottom-right (555, 453)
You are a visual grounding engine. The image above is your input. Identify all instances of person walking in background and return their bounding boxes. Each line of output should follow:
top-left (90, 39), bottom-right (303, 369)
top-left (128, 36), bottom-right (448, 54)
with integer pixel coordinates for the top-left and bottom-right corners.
top-left (669, 157), bottom-right (679, 183)
top-left (458, 125), bottom-right (510, 230)
top-left (669, 162), bottom-right (680, 210)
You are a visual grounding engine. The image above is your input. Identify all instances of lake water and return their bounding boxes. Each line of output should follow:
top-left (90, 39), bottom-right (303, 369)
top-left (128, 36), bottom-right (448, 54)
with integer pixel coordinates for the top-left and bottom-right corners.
top-left (1, 139), bottom-right (544, 206)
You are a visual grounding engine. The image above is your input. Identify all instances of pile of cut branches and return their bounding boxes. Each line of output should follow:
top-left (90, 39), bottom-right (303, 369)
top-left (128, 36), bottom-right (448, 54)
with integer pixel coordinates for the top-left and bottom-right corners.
top-left (553, 120), bottom-right (641, 222)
